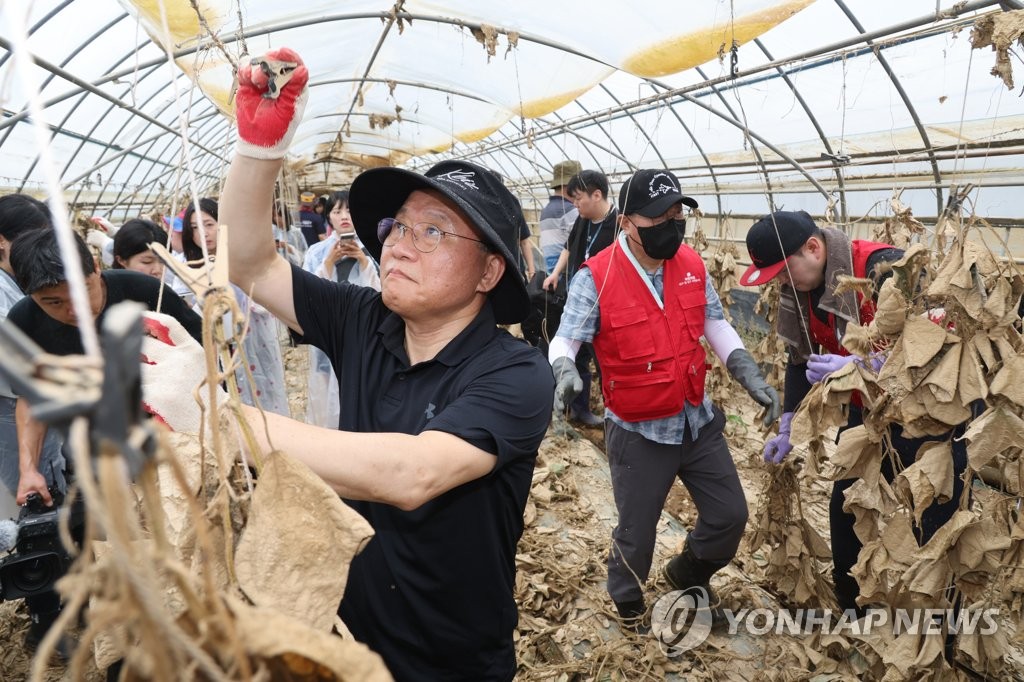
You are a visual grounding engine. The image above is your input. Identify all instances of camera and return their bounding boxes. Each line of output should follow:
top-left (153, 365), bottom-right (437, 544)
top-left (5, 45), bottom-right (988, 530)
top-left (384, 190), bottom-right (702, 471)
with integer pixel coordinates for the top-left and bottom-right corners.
top-left (0, 487), bottom-right (84, 601)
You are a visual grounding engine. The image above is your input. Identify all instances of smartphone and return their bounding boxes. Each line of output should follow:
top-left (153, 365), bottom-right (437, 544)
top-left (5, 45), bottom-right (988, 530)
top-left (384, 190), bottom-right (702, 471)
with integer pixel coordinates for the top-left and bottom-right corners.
top-left (337, 233), bottom-right (356, 241)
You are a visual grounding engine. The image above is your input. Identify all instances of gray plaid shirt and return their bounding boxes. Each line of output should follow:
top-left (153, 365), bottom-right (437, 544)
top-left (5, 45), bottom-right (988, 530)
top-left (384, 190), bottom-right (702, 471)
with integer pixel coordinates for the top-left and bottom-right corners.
top-left (555, 234), bottom-right (722, 444)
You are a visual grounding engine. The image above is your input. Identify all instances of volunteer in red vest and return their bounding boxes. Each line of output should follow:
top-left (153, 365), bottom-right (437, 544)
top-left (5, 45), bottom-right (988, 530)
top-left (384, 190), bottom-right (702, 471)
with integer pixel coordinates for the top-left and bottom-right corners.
top-left (738, 210), bottom-right (968, 613)
top-left (550, 169), bottom-right (780, 630)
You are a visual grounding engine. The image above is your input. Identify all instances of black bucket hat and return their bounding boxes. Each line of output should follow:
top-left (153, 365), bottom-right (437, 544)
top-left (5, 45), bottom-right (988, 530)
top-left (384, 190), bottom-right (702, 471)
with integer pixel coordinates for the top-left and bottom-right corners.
top-left (350, 160), bottom-right (530, 325)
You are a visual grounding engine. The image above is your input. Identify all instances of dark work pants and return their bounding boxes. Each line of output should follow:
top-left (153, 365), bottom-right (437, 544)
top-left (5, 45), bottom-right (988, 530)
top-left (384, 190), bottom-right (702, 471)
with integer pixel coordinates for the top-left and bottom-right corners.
top-left (830, 407), bottom-right (969, 611)
top-left (605, 407), bottom-right (747, 604)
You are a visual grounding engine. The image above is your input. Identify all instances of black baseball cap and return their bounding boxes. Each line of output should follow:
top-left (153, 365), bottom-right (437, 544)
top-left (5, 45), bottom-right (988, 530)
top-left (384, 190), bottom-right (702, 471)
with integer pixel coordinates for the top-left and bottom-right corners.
top-left (739, 210), bottom-right (818, 286)
top-left (349, 160), bottom-right (529, 324)
top-left (618, 169), bottom-right (698, 218)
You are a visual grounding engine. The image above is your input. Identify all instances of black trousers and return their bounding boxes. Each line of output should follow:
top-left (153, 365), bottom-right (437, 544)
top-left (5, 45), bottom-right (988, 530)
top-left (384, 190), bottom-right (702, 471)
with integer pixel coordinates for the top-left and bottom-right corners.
top-left (830, 406), bottom-right (969, 611)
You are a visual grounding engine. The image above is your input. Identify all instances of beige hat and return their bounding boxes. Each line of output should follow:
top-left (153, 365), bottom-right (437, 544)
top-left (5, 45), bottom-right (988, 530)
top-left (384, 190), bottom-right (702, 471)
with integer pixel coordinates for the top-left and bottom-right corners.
top-left (550, 160), bottom-right (582, 189)
top-left (299, 191), bottom-right (316, 204)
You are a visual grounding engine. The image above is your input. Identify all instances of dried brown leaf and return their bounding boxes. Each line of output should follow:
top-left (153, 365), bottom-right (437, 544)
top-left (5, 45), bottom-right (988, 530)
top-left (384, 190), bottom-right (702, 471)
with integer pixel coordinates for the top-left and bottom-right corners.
top-left (842, 477), bottom-right (898, 545)
top-left (902, 317), bottom-right (947, 368)
top-left (873, 278), bottom-right (907, 336)
top-left (960, 405), bottom-right (1024, 470)
top-left (831, 425), bottom-right (883, 484)
top-left (235, 451), bottom-right (374, 632)
top-left (954, 514), bottom-right (1011, 574)
top-left (990, 354), bottom-right (1024, 406)
top-left (958, 340), bottom-right (988, 404)
top-left (895, 441), bottom-right (954, 525)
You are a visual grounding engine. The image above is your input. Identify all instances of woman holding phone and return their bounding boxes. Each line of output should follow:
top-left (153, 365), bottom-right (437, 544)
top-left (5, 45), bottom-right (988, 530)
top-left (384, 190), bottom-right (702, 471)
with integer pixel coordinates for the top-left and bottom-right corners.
top-left (301, 190), bottom-right (380, 428)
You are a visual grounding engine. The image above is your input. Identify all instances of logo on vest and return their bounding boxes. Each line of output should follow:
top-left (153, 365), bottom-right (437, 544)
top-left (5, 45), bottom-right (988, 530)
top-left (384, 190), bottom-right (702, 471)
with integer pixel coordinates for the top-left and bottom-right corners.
top-left (424, 402), bottom-right (436, 420)
top-left (678, 271), bottom-right (701, 287)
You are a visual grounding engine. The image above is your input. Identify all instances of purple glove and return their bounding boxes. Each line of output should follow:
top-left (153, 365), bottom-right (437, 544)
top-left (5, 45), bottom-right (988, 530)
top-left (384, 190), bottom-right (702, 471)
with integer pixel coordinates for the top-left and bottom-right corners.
top-left (805, 353), bottom-right (857, 384)
top-left (763, 412), bottom-right (794, 464)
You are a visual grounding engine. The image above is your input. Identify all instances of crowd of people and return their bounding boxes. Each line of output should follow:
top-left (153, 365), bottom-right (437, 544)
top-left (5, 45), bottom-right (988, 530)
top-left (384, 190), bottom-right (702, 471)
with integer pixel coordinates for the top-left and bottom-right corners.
top-left (0, 45), bottom-right (980, 682)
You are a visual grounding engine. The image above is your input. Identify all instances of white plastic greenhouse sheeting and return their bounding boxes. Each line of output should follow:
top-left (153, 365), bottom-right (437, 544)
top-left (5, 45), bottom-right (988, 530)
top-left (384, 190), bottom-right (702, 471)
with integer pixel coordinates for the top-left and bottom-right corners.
top-left (0, 0), bottom-right (1021, 223)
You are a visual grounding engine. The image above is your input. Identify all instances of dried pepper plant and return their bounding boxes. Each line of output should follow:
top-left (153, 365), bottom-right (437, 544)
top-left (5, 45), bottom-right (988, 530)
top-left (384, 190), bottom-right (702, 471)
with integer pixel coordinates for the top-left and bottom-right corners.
top-left (783, 195), bottom-right (1024, 678)
top-left (33, 281), bottom-right (388, 681)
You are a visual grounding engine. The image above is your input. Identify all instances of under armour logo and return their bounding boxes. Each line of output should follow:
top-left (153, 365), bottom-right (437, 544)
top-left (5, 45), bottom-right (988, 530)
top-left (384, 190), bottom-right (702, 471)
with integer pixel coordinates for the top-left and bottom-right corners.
top-left (424, 402), bottom-right (436, 420)
top-left (433, 169), bottom-right (478, 190)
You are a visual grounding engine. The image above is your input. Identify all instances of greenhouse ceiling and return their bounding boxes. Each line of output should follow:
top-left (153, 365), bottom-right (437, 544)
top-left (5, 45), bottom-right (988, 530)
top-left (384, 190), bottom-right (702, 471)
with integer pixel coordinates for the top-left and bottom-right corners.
top-left (0, 0), bottom-right (1023, 225)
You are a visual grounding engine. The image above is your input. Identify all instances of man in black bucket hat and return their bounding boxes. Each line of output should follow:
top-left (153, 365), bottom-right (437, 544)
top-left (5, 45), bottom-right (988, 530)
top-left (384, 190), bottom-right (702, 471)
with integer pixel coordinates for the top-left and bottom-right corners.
top-left (141, 48), bottom-right (553, 682)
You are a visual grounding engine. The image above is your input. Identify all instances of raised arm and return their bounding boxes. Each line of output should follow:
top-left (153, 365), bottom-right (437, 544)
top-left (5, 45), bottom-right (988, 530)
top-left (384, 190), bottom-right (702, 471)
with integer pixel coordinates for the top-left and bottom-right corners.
top-left (223, 48), bottom-right (311, 333)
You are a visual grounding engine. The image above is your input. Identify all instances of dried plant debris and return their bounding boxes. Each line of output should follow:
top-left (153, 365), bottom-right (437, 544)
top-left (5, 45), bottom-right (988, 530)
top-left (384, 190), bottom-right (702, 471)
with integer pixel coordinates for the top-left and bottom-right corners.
top-left (970, 9), bottom-right (1024, 90)
top-left (761, 203), bottom-right (1024, 679)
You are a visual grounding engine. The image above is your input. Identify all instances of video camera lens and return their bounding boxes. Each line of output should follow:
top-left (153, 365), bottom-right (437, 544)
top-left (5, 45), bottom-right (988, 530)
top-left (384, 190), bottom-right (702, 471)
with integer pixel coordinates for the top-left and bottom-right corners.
top-left (9, 555), bottom-right (59, 595)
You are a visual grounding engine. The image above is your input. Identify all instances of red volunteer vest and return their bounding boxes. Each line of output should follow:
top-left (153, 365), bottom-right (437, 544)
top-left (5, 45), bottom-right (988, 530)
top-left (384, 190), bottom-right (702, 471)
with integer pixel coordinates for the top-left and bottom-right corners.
top-left (586, 241), bottom-right (707, 422)
top-left (807, 239), bottom-right (891, 355)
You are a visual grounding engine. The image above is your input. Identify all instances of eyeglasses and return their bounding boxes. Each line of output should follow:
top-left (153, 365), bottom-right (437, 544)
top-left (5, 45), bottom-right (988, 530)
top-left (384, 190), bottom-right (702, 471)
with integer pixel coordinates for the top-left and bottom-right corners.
top-left (377, 217), bottom-right (486, 254)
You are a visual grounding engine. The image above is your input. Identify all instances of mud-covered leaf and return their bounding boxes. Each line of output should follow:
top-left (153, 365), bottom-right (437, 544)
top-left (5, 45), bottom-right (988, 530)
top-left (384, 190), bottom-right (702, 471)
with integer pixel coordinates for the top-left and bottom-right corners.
top-left (922, 342), bottom-right (960, 403)
top-left (236, 451), bottom-right (374, 632)
top-left (226, 596), bottom-right (392, 681)
top-left (958, 341), bottom-right (988, 404)
top-left (873, 278), bottom-right (907, 336)
top-left (831, 425), bottom-right (883, 485)
top-left (902, 317), bottom-right (947, 368)
top-left (955, 514), bottom-right (1011, 573)
top-left (842, 477), bottom-right (898, 545)
top-left (895, 441), bottom-right (954, 525)
top-left (991, 355), bottom-right (1024, 406)
top-left (960, 405), bottom-right (1024, 470)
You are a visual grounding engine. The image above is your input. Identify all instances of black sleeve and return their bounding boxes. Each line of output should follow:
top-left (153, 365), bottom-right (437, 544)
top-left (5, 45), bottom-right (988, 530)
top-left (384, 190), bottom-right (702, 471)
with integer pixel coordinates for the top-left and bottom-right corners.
top-left (157, 284), bottom-right (203, 344)
top-left (784, 356), bottom-right (812, 413)
top-left (106, 271), bottom-right (203, 344)
top-left (289, 262), bottom-right (383, 352)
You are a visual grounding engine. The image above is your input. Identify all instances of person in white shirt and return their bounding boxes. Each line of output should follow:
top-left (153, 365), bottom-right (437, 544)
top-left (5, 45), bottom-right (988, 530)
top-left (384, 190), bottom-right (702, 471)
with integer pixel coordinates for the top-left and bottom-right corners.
top-left (301, 190), bottom-right (380, 427)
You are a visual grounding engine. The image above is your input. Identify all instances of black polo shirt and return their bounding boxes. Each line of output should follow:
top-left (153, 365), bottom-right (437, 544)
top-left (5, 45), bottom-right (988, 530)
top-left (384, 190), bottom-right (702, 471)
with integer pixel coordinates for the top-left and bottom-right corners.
top-left (290, 263), bottom-right (553, 681)
top-left (7, 269), bottom-right (202, 355)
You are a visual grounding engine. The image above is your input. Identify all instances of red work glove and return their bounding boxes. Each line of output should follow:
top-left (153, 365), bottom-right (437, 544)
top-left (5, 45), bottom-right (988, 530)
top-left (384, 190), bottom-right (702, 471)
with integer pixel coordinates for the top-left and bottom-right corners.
top-left (140, 311), bottom-right (225, 434)
top-left (90, 215), bottom-right (119, 236)
top-left (235, 48), bottom-right (309, 159)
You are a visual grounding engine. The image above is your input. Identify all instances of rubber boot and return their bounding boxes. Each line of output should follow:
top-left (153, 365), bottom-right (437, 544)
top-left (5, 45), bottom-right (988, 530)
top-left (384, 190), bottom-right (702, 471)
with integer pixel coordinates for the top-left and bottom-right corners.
top-left (613, 598), bottom-right (649, 635)
top-left (663, 542), bottom-right (728, 626)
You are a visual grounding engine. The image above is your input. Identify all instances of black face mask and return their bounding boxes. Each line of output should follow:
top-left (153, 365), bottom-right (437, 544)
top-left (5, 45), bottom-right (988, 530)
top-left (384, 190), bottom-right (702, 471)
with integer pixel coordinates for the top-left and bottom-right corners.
top-left (635, 218), bottom-right (685, 260)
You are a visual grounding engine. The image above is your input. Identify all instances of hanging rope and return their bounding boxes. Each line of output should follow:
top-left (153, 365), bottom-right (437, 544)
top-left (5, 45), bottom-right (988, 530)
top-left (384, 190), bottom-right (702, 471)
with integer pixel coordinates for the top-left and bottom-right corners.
top-left (6, 3), bottom-right (100, 357)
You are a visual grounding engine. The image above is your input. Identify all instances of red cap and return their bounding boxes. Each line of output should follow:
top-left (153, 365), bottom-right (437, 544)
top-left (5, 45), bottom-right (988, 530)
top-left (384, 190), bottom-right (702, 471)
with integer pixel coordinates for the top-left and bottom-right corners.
top-left (739, 258), bottom-right (790, 286)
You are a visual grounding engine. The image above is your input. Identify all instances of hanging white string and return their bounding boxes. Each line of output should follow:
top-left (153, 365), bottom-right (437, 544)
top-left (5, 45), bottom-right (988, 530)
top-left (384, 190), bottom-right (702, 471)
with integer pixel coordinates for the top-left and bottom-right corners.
top-left (725, 0), bottom-right (814, 352)
top-left (7, 1), bottom-right (100, 357)
top-left (153, 0), bottom-right (216, 270)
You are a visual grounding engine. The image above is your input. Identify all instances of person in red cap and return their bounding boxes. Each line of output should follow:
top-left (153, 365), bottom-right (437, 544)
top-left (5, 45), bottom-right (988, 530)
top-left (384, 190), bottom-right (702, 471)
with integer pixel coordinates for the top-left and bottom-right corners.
top-left (738, 210), bottom-right (968, 614)
top-left (550, 169), bottom-right (780, 632)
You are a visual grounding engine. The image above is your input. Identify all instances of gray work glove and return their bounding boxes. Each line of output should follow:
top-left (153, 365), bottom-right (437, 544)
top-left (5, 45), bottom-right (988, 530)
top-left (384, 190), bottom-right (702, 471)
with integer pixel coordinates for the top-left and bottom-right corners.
top-left (552, 356), bottom-right (583, 415)
top-left (726, 348), bottom-right (781, 428)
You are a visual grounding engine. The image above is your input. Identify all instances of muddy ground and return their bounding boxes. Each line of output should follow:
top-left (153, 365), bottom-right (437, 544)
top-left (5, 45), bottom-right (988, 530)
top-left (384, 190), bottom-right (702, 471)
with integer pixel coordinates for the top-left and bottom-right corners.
top-left (1, 342), bottom-right (1022, 680)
